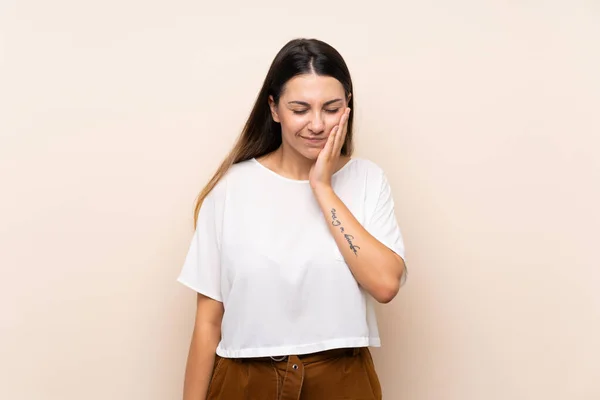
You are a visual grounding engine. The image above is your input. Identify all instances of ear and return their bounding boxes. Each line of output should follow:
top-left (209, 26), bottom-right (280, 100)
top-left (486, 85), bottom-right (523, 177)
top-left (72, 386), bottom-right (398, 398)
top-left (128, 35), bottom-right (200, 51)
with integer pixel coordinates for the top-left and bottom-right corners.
top-left (346, 92), bottom-right (352, 105)
top-left (268, 95), bottom-right (280, 123)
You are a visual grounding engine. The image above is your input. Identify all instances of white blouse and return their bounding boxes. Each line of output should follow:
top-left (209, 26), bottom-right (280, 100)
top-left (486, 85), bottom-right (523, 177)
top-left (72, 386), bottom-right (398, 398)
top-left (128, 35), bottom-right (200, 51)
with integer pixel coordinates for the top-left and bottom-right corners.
top-left (177, 157), bottom-right (406, 358)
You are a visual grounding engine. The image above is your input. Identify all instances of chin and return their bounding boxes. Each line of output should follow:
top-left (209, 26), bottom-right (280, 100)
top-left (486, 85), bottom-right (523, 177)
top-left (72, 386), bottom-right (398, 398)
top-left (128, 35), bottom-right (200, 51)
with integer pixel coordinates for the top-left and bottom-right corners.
top-left (288, 140), bottom-right (323, 161)
top-left (300, 148), bottom-right (321, 161)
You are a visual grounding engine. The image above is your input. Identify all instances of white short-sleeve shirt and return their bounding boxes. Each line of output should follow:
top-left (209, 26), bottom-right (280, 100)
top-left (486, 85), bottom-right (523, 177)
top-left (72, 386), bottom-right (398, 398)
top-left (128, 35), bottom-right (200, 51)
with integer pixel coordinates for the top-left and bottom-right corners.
top-left (177, 157), bottom-right (406, 358)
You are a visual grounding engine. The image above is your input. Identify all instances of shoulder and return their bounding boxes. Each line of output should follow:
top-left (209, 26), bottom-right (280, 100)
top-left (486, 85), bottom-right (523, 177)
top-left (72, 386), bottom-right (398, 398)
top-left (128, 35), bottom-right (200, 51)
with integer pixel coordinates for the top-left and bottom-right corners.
top-left (349, 157), bottom-right (384, 172)
top-left (205, 158), bottom-right (258, 200)
top-left (227, 158), bottom-right (257, 178)
top-left (223, 158), bottom-right (260, 188)
top-left (341, 158), bottom-right (395, 204)
top-left (343, 157), bottom-right (388, 182)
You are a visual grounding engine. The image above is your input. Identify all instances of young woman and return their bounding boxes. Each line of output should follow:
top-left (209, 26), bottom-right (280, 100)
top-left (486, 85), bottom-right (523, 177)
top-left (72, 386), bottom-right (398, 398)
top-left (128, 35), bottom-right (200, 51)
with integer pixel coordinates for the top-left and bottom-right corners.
top-left (178, 38), bottom-right (408, 400)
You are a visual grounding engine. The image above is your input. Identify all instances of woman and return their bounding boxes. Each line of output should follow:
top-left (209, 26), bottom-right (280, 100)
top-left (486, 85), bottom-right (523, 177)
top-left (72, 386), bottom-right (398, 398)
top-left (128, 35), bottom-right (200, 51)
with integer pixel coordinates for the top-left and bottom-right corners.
top-left (178, 38), bottom-right (407, 400)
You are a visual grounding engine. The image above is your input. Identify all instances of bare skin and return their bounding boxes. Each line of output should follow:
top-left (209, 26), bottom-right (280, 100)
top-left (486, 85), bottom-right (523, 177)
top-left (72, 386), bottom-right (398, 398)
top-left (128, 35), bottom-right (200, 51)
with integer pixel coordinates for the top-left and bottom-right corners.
top-left (182, 294), bottom-right (223, 400)
top-left (308, 106), bottom-right (406, 303)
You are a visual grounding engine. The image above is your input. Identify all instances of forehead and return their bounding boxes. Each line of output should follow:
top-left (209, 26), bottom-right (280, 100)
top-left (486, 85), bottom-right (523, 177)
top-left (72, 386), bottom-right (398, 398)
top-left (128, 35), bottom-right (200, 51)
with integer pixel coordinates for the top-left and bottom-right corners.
top-left (281, 73), bottom-right (345, 103)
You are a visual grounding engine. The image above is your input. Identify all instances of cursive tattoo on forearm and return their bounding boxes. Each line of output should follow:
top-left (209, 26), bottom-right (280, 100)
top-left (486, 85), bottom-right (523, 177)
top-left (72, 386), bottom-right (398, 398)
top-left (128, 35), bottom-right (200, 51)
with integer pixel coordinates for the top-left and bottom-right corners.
top-left (331, 208), bottom-right (360, 256)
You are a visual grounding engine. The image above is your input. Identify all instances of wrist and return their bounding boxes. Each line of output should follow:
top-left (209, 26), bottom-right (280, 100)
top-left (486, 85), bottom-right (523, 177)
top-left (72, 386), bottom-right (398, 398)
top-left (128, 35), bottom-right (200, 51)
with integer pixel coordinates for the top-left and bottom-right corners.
top-left (311, 183), bottom-right (334, 200)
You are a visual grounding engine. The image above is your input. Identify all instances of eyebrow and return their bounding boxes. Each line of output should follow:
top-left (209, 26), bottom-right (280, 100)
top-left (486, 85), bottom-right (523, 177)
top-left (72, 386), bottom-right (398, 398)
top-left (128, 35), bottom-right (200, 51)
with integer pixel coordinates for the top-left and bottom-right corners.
top-left (287, 98), bottom-right (343, 107)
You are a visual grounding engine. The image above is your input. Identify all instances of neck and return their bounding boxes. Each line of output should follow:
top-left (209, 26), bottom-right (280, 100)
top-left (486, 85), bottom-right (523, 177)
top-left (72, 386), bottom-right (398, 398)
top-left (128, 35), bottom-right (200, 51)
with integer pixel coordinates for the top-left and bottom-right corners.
top-left (270, 145), bottom-right (314, 181)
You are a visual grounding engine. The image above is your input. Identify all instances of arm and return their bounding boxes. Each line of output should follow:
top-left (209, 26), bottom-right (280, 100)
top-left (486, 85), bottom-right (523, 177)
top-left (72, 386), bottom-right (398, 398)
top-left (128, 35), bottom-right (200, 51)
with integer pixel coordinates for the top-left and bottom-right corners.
top-left (313, 185), bottom-right (406, 303)
top-left (182, 293), bottom-right (224, 400)
top-left (308, 107), bottom-right (406, 303)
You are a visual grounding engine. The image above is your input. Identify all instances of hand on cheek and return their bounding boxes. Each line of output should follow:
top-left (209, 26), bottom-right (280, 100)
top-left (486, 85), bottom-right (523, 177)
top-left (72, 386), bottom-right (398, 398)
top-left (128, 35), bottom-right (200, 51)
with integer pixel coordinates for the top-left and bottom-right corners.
top-left (309, 107), bottom-right (351, 190)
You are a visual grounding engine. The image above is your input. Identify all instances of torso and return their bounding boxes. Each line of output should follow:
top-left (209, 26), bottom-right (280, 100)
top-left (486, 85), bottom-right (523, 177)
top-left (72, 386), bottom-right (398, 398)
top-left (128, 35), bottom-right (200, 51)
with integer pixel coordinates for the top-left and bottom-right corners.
top-left (177, 156), bottom-right (406, 358)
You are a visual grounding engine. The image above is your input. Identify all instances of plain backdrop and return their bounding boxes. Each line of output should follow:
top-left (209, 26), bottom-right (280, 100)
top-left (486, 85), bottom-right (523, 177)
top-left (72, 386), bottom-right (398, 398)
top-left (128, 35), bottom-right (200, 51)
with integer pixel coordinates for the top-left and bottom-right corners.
top-left (1, 1), bottom-right (599, 399)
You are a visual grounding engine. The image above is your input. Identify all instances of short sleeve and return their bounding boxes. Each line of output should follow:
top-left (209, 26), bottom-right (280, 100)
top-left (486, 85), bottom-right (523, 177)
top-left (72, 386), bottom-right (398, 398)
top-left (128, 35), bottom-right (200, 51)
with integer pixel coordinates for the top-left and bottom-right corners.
top-left (177, 190), bottom-right (223, 302)
top-left (365, 171), bottom-right (408, 286)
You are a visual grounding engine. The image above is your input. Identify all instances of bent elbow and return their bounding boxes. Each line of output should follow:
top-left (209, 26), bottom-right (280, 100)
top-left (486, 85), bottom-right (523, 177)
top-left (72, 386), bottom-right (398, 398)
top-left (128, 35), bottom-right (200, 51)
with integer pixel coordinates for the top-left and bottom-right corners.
top-left (372, 280), bottom-right (400, 304)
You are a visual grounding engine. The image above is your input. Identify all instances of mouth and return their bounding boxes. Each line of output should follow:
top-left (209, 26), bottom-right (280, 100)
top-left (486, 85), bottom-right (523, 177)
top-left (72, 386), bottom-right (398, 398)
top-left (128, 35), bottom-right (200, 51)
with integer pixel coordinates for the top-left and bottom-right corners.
top-left (300, 136), bottom-right (327, 144)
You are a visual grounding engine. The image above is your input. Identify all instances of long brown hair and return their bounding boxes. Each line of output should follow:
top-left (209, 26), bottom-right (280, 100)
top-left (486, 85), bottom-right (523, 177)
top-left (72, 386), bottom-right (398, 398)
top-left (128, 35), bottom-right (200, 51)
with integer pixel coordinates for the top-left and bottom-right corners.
top-left (193, 38), bottom-right (356, 227)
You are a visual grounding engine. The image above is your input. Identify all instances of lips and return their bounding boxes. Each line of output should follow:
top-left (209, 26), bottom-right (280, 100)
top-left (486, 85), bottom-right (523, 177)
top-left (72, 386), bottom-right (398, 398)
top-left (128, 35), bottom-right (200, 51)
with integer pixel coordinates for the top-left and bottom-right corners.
top-left (301, 136), bottom-right (326, 143)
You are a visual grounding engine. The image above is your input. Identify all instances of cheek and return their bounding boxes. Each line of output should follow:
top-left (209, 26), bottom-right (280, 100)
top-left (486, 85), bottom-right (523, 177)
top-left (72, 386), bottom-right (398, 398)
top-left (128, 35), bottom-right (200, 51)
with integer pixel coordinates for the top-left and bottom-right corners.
top-left (326, 112), bottom-right (342, 123)
top-left (323, 112), bottom-right (342, 129)
top-left (280, 115), bottom-right (307, 133)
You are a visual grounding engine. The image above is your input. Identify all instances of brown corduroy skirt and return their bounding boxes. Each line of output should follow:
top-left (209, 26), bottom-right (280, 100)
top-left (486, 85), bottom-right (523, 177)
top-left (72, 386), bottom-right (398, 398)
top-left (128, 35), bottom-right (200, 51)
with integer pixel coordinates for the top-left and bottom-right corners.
top-left (206, 347), bottom-right (382, 400)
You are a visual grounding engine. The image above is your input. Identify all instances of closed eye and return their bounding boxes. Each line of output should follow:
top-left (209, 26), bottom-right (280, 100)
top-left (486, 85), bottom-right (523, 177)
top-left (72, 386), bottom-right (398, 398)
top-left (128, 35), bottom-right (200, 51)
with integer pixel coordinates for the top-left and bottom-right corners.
top-left (292, 109), bottom-right (340, 115)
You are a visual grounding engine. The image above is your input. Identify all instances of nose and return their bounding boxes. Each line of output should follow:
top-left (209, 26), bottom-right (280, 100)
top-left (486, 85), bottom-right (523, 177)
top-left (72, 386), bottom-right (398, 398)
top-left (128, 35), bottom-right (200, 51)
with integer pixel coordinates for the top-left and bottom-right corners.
top-left (307, 111), bottom-right (325, 134)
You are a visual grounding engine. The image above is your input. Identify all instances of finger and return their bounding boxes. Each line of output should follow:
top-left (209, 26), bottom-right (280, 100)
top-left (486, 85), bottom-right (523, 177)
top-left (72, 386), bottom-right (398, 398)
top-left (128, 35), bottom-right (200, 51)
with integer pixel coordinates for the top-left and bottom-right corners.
top-left (332, 123), bottom-right (343, 156)
top-left (341, 108), bottom-right (350, 137)
top-left (332, 109), bottom-right (348, 155)
top-left (325, 125), bottom-right (339, 158)
top-left (334, 109), bottom-right (350, 153)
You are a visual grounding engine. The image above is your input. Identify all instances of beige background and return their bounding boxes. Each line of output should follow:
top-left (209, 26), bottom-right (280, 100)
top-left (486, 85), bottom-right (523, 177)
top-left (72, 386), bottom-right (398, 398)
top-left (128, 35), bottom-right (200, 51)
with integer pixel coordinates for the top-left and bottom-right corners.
top-left (1, 1), bottom-right (599, 399)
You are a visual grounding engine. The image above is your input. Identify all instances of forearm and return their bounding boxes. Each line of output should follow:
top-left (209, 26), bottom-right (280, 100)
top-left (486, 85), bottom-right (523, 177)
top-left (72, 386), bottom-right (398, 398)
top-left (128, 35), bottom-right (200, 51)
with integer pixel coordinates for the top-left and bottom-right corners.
top-left (313, 184), bottom-right (406, 303)
top-left (182, 323), bottom-right (221, 400)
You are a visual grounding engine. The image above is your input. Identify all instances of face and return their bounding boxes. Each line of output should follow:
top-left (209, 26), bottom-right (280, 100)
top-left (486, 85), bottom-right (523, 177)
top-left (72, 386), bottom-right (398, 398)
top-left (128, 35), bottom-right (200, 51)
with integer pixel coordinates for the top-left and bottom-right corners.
top-left (269, 73), bottom-right (350, 160)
